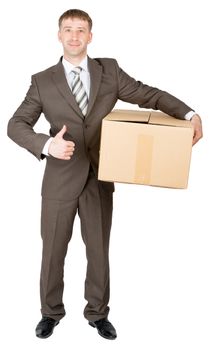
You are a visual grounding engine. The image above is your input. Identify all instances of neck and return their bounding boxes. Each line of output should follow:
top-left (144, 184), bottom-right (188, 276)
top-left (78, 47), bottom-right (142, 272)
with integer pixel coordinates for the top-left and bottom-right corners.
top-left (63, 53), bottom-right (87, 66)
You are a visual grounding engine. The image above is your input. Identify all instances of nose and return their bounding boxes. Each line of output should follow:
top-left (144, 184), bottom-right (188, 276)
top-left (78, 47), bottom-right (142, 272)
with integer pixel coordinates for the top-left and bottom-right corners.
top-left (72, 31), bottom-right (79, 40)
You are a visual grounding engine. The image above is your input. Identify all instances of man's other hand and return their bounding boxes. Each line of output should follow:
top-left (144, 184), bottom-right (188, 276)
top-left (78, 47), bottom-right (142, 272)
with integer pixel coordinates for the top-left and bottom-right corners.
top-left (48, 125), bottom-right (75, 160)
top-left (191, 114), bottom-right (203, 146)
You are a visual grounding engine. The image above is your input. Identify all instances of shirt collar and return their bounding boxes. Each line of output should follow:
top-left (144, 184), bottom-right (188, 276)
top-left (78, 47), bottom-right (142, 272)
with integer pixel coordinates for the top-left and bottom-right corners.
top-left (62, 56), bottom-right (88, 75)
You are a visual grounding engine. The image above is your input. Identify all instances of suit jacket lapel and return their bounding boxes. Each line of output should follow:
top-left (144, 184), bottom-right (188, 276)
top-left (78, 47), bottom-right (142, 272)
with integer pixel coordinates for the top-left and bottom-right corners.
top-left (51, 59), bottom-right (84, 120)
top-left (51, 57), bottom-right (103, 119)
top-left (86, 57), bottom-right (102, 117)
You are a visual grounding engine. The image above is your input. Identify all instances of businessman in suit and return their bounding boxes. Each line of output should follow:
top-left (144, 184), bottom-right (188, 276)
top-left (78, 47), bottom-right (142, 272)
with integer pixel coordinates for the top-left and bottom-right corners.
top-left (7, 9), bottom-right (202, 340)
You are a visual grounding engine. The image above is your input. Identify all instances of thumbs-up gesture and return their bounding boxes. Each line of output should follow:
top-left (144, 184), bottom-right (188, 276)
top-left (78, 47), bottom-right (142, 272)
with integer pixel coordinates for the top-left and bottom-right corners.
top-left (48, 125), bottom-right (75, 160)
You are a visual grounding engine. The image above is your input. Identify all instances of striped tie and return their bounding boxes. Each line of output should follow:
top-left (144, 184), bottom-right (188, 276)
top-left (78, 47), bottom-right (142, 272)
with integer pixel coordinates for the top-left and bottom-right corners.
top-left (71, 67), bottom-right (88, 116)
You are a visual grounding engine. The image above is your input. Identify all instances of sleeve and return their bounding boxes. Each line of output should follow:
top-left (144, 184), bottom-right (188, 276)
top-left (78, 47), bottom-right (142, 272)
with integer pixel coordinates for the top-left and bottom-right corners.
top-left (115, 60), bottom-right (194, 120)
top-left (42, 137), bottom-right (53, 156)
top-left (7, 75), bottom-right (50, 160)
top-left (184, 111), bottom-right (196, 120)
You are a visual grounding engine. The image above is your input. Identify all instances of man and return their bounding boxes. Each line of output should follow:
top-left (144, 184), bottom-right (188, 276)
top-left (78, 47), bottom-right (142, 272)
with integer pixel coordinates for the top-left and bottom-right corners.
top-left (7, 9), bottom-right (202, 341)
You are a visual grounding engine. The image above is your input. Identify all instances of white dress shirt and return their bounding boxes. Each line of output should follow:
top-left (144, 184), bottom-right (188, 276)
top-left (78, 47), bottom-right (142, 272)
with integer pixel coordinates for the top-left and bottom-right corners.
top-left (42, 57), bottom-right (196, 156)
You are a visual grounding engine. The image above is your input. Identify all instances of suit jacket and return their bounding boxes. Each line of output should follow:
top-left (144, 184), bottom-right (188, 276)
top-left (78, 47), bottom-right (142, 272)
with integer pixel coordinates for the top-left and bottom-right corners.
top-left (7, 57), bottom-right (193, 200)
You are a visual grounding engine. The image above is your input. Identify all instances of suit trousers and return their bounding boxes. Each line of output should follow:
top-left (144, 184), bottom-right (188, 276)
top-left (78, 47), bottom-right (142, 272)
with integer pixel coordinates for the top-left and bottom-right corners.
top-left (40, 167), bottom-right (113, 322)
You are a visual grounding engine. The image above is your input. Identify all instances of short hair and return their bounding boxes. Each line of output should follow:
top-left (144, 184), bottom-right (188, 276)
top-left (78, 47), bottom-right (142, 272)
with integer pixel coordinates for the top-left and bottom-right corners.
top-left (58, 9), bottom-right (93, 30)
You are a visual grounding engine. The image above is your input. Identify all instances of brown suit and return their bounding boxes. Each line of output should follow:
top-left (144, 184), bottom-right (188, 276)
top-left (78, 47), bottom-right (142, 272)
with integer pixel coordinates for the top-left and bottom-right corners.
top-left (7, 57), bottom-right (192, 321)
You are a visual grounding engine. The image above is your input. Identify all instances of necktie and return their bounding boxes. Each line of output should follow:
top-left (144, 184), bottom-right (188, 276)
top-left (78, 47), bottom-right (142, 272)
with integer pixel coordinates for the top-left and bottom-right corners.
top-left (71, 67), bottom-right (88, 116)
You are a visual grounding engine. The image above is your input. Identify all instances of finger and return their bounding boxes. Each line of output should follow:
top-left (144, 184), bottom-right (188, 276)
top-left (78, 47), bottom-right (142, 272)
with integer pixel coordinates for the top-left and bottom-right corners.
top-left (58, 155), bottom-right (72, 160)
top-left (65, 144), bottom-right (75, 151)
top-left (63, 149), bottom-right (74, 156)
top-left (56, 125), bottom-right (67, 139)
top-left (192, 130), bottom-right (198, 145)
top-left (192, 138), bottom-right (198, 146)
top-left (62, 152), bottom-right (73, 158)
top-left (192, 131), bottom-right (202, 146)
top-left (66, 141), bottom-right (75, 147)
top-left (65, 142), bottom-right (75, 147)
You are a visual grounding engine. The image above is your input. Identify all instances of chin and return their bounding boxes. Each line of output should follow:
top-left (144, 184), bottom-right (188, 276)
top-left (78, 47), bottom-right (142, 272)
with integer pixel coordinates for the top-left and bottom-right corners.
top-left (69, 51), bottom-right (81, 57)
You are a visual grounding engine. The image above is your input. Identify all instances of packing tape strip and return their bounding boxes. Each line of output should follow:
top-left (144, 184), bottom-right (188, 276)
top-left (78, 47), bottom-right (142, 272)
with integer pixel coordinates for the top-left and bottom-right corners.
top-left (134, 134), bottom-right (154, 184)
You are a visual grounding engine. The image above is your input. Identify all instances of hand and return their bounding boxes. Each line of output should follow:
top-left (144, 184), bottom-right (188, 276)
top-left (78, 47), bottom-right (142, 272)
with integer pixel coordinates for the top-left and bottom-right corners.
top-left (48, 125), bottom-right (75, 160)
top-left (190, 114), bottom-right (203, 146)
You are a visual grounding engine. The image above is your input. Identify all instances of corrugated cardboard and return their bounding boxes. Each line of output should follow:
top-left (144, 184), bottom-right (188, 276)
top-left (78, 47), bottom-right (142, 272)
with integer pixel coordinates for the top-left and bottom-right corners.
top-left (98, 110), bottom-right (194, 189)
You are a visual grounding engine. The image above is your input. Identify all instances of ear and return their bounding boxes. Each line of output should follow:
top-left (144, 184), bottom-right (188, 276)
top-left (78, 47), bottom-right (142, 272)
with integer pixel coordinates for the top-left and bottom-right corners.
top-left (58, 30), bottom-right (62, 42)
top-left (88, 32), bottom-right (93, 44)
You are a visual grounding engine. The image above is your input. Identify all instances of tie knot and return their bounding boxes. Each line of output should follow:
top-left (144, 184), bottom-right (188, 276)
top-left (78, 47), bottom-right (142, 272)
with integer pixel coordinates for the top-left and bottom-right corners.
top-left (72, 66), bottom-right (82, 75)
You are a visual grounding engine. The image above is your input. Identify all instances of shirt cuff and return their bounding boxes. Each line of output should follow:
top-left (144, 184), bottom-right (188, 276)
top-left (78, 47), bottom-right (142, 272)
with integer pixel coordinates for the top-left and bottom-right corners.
top-left (42, 137), bottom-right (53, 156)
top-left (184, 111), bottom-right (196, 121)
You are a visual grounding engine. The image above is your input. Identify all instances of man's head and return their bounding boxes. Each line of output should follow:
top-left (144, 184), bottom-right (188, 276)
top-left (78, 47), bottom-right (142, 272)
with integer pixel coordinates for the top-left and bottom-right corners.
top-left (58, 9), bottom-right (93, 62)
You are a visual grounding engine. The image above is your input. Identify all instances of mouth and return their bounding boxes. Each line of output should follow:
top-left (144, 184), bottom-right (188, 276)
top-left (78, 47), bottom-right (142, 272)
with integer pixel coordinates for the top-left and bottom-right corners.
top-left (68, 42), bottom-right (80, 47)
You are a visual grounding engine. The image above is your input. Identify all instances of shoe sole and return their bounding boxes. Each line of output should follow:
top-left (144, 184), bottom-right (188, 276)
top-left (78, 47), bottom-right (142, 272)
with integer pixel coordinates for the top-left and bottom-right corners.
top-left (89, 321), bottom-right (117, 340)
top-left (36, 321), bottom-right (59, 339)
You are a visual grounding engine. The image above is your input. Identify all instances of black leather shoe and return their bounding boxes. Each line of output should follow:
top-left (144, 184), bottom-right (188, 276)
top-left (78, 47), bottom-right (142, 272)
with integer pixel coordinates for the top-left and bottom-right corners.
top-left (89, 318), bottom-right (117, 340)
top-left (35, 317), bottom-right (59, 339)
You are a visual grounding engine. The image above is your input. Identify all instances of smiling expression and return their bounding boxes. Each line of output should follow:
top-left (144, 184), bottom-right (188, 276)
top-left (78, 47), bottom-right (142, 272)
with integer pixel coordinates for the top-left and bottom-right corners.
top-left (58, 17), bottom-right (92, 62)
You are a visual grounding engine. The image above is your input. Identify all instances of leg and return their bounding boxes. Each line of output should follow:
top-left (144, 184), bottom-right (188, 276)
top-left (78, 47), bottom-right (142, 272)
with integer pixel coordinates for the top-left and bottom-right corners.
top-left (78, 170), bottom-right (113, 321)
top-left (40, 197), bottom-right (78, 321)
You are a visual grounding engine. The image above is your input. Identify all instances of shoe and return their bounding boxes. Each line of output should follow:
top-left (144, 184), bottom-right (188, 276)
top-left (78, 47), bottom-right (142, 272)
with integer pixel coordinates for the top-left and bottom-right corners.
top-left (89, 317), bottom-right (117, 340)
top-left (35, 316), bottom-right (59, 339)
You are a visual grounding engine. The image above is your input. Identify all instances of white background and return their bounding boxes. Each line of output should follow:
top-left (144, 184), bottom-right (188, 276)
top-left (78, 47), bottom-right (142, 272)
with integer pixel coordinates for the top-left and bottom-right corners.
top-left (0, 0), bottom-right (208, 349)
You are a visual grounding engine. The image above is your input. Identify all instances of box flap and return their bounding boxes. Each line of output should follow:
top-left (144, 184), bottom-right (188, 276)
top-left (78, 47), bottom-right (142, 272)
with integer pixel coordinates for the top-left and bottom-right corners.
top-left (105, 109), bottom-right (150, 123)
top-left (149, 112), bottom-right (193, 128)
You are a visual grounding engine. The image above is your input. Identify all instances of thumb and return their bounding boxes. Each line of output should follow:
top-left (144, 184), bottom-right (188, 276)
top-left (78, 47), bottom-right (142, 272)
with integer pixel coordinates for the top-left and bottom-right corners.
top-left (56, 125), bottom-right (67, 139)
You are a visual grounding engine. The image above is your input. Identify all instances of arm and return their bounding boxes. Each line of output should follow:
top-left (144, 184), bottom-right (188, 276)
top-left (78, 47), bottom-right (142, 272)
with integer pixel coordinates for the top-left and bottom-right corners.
top-left (116, 64), bottom-right (192, 118)
top-left (7, 75), bottom-right (50, 160)
top-left (115, 61), bottom-right (203, 144)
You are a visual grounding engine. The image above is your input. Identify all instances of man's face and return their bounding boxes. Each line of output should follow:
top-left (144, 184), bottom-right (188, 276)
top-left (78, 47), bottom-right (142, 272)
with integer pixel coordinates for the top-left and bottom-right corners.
top-left (58, 17), bottom-right (92, 60)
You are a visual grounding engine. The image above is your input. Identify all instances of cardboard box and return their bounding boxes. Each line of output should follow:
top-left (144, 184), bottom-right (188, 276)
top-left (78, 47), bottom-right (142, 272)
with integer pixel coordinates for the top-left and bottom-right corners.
top-left (98, 109), bottom-right (193, 189)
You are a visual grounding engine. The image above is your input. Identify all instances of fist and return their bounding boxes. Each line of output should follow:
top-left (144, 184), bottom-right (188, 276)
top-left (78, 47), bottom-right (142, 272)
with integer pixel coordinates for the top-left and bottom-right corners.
top-left (48, 125), bottom-right (75, 160)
